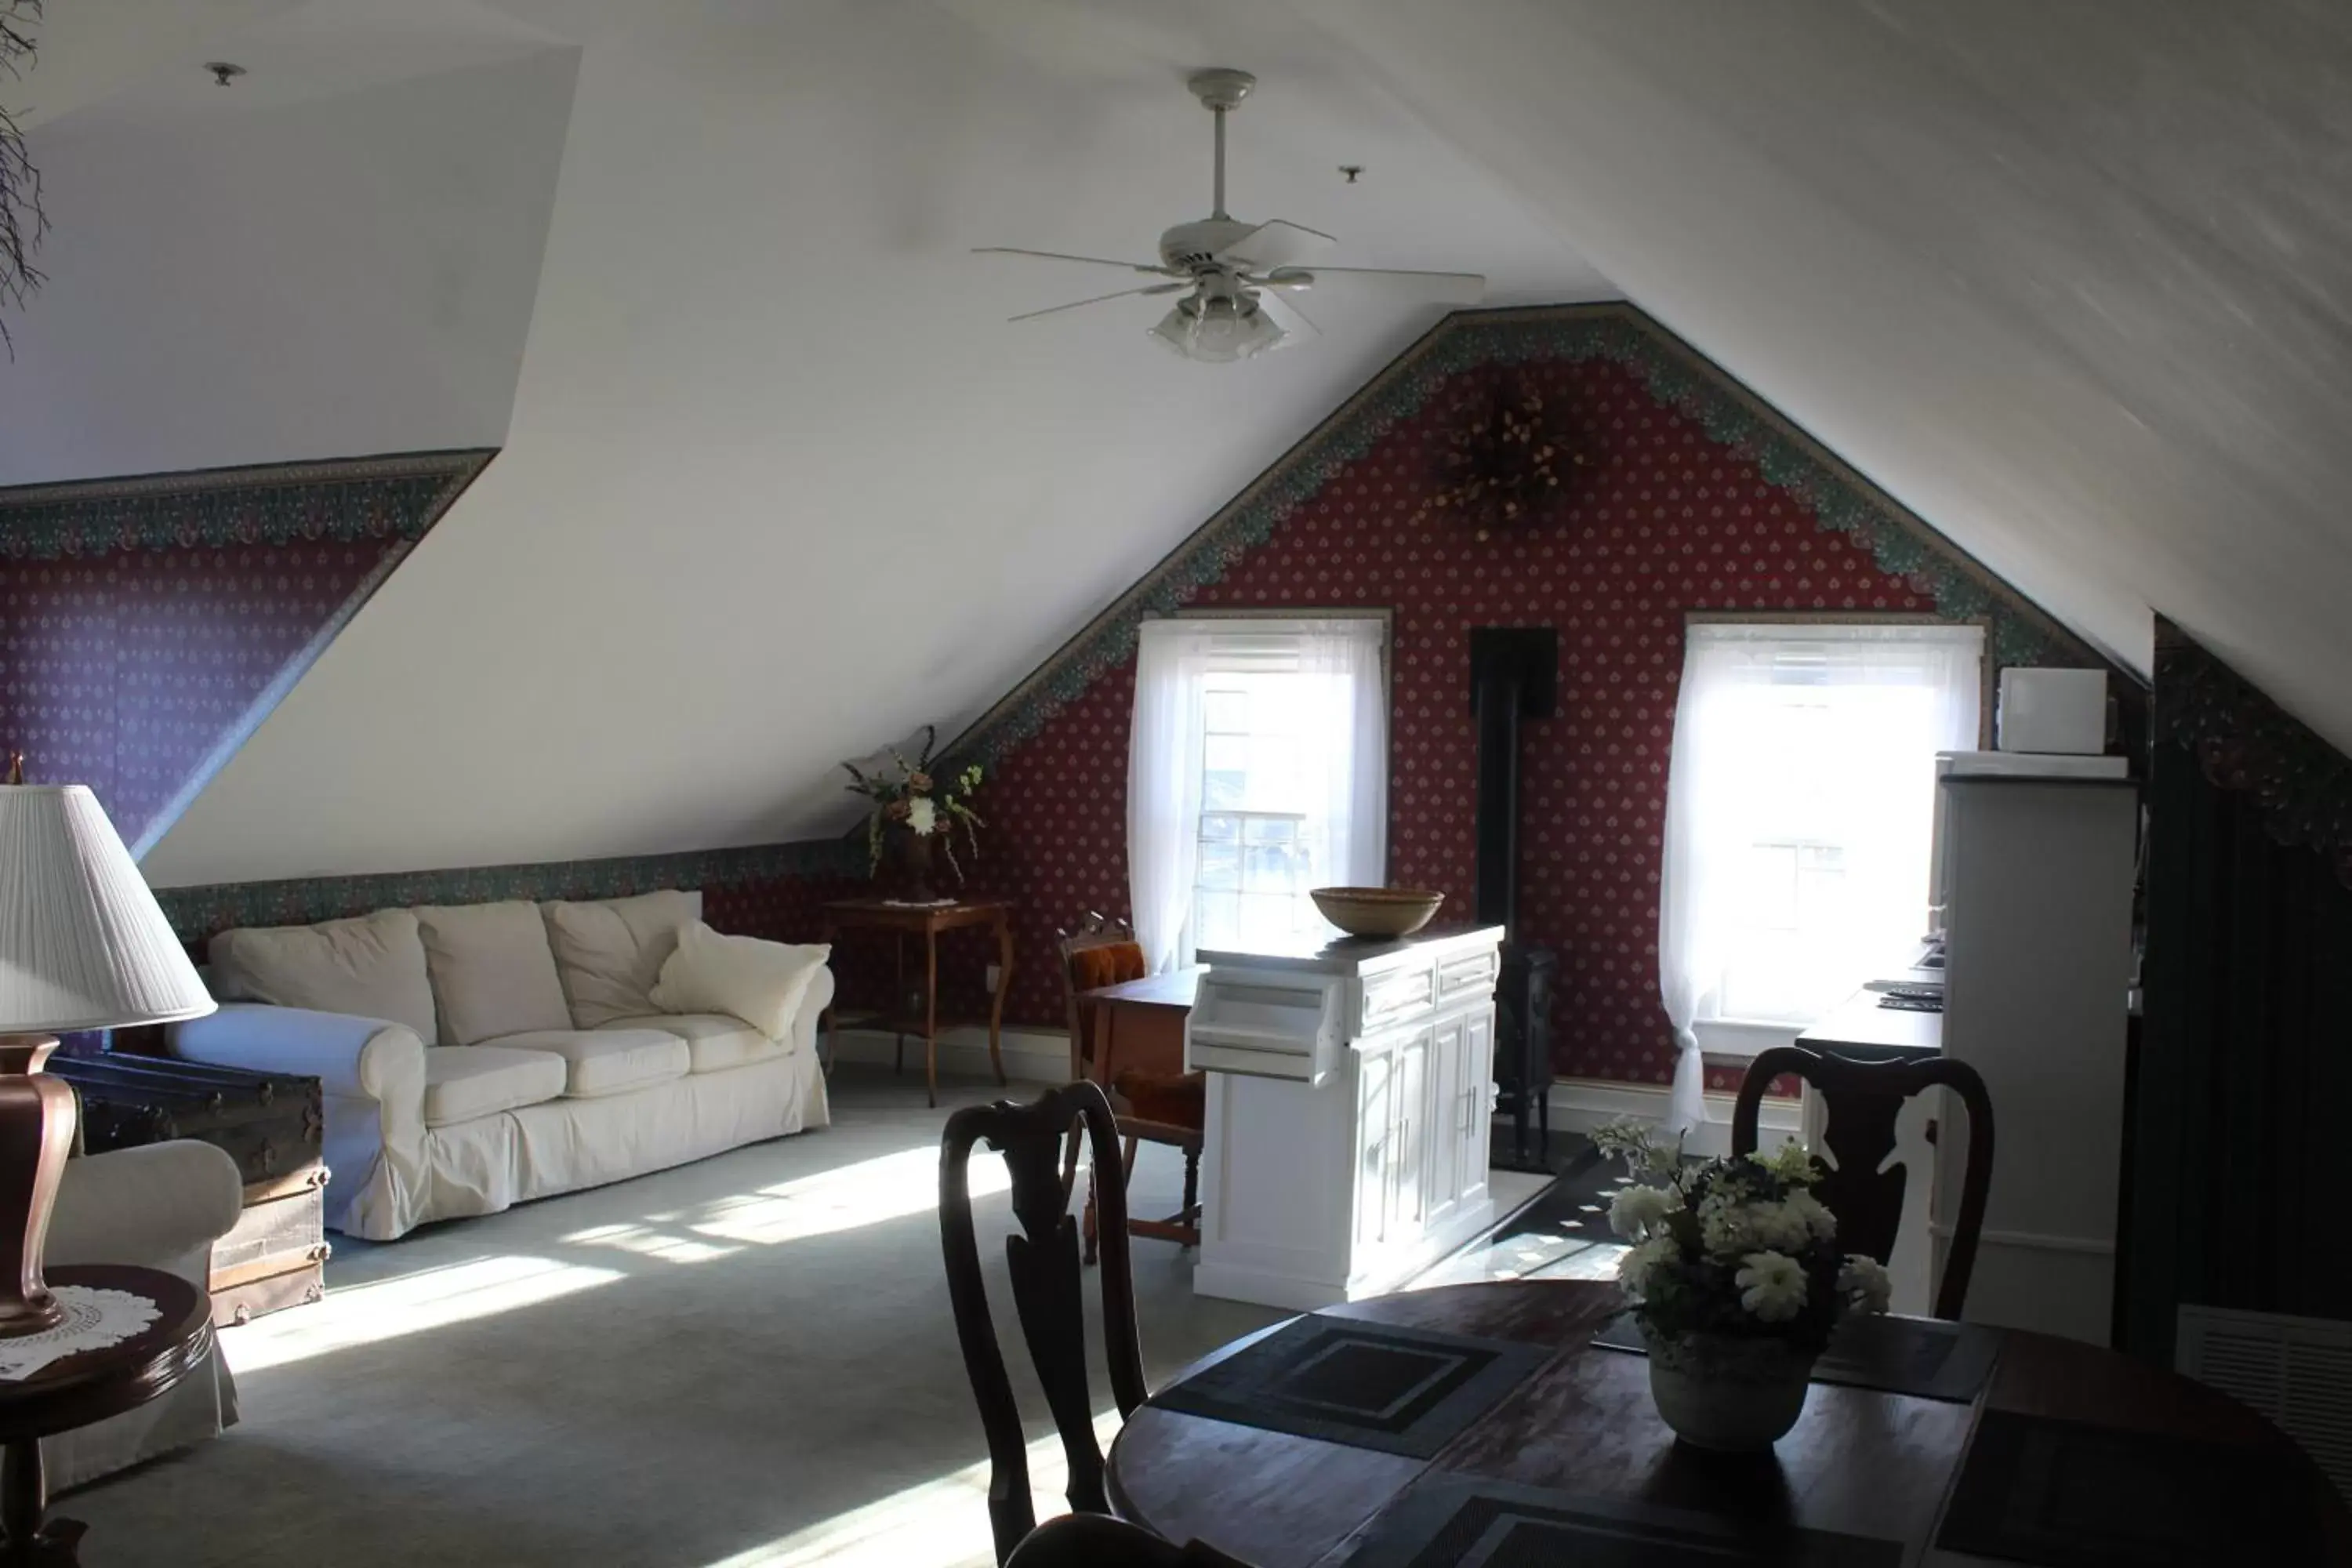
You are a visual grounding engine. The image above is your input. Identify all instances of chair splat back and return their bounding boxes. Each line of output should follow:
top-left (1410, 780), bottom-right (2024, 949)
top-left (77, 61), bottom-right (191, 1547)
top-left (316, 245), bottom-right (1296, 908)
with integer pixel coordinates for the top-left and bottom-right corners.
top-left (1731, 1044), bottom-right (1996, 1321)
top-left (942, 1082), bottom-right (1147, 1566)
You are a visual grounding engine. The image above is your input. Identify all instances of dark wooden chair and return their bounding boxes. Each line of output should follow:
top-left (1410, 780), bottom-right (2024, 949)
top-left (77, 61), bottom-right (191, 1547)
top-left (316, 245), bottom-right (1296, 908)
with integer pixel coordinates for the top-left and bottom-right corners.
top-left (942, 1081), bottom-right (1149, 1567)
top-left (1055, 915), bottom-right (1204, 1262)
top-left (1005, 1513), bottom-right (1256, 1567)
top-left (1731, 1044), bottom-right (1996, 1320)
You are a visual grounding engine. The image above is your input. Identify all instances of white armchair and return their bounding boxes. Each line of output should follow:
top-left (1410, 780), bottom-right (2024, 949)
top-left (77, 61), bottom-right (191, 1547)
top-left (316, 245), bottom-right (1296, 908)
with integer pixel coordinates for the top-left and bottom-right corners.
top-left (45, 1140), bottom-right (244, 1490)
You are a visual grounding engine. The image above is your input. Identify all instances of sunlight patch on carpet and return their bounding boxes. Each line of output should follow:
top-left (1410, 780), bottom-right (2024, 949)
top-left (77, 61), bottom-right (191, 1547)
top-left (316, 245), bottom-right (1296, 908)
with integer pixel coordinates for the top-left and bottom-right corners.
top-left (689, 1145), bottom-right (1011, 1249)
top-left (700, 1410), bottom-right (1120, 1568)
top-left (222, 1254), bottom-right (626, 1373)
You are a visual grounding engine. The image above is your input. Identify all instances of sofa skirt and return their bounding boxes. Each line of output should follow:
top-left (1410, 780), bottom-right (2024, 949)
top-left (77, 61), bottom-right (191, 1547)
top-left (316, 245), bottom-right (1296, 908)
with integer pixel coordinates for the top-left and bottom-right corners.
top-left (354, 1045), bottom-right (828, 1240)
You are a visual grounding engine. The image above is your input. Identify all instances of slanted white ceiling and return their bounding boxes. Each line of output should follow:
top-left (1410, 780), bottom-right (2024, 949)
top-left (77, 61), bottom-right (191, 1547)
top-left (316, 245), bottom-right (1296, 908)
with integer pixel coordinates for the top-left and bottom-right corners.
top-left (105, 0), bottom-right (1609, 885)
top-left (1307, 0), bottom-right (2352, 749)
top-left (20, 1), bottom-right (2349, 887)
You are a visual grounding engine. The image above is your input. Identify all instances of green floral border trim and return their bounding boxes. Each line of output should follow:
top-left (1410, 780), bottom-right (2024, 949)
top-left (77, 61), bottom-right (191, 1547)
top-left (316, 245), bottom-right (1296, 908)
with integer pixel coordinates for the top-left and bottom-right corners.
top-left (940, 303), bottom-right (2102, 769)
top-left (154, 838), bottom-right (862, 943)
top-left (0, 449), bottom-right (495, 560)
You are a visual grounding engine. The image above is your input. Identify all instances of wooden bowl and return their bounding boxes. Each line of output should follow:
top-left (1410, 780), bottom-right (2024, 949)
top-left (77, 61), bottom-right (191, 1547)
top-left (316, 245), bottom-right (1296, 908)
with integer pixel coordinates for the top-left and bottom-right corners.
top-left (1310, 886), bottom-right (1446, 940)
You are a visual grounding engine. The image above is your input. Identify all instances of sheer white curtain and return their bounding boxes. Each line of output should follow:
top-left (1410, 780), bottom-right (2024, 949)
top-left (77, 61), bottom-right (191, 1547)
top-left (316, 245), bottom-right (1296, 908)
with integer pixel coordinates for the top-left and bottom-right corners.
top-left (1657, 622), bottom-right (1983, 1131)
top-left (1127, 616), bottom-right (1388, 973)
top-left (1298, 622), bottom-right (1389, 891)
top-left (1128, 621), bottom-right (1212, 975)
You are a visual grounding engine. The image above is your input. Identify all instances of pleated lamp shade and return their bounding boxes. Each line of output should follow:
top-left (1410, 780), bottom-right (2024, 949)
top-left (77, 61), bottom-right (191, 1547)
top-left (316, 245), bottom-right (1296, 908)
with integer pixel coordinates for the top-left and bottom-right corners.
top-left (0, 785), bottom-right (215, 1035)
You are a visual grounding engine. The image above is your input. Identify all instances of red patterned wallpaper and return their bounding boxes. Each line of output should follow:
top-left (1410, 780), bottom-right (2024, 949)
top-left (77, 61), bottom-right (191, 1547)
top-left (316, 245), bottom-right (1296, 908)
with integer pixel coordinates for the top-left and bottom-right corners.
top-left (961, 356), bottom-right (1935, 1090)
top-left (0, 542), bottom-right (403, 852)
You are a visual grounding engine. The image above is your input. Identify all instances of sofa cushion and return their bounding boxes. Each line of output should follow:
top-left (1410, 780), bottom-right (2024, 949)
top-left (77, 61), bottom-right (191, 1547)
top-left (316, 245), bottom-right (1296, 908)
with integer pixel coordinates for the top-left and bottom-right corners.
top-left (602, 1012), bottom-right (782, 1075)
top-left (210, 910), bottom-right (441, 1047)
top-left (540, 891), bottom-right (703, 1029)
top-left (421, 1046), bottom-right (568, 1127)
top-left (650, 923), bottom-right (830, 1041)
top-left (484, 1029), bottom-right (690, 1099)
top-left (412, 902), bottom-right (574, 1047)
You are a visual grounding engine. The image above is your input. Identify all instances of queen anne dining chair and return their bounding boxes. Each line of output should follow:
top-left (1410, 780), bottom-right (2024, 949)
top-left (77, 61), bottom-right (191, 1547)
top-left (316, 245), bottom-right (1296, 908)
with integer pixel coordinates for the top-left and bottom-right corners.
top-left (942, 1081), bottom-right (1149, 1566)
top-left (1731, 1044), bottom-right (1996, 1320)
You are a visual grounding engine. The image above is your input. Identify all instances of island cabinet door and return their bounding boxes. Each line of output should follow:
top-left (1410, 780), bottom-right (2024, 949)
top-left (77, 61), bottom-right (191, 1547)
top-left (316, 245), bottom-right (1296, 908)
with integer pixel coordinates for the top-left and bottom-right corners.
top-left (1425, 1014), bottom-right (1468, 1229)
top-left (1457, 1006), bottom-right (1497, 1210)
top-left (1353, 1041), bottom-right (1397, 1256)
top-left (1391, 1027), bottom-right (1433, 1239)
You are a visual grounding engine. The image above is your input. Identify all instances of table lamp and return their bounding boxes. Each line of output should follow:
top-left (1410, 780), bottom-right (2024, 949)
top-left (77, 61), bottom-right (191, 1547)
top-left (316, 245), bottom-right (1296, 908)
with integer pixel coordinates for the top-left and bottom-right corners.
top-left (0, 771), bottom-right (215, 1334)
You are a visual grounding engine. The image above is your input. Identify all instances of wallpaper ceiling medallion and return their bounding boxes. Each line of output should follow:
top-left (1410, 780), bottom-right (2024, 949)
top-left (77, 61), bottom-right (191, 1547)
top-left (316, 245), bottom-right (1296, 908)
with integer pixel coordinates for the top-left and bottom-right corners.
top-left (1425, 374), bottom-right (1584, 543)
top-left (2154, 616), bottom-right (2352, 886)
top-left (939, 303), bottom-right (2092, 771)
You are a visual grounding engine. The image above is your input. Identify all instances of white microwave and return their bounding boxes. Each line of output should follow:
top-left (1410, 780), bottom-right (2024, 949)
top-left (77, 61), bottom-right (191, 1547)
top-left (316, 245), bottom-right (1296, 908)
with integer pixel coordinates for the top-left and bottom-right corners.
top-left (1996, 667), bottom-right (2109, 754)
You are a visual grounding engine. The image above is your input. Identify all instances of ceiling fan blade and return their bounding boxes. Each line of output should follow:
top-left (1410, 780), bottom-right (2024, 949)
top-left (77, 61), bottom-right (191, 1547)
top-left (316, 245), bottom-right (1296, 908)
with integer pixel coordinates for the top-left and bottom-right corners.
top-left (973, 247), bottom-right (1179, 277)
top-left (1254, 287), bottom-right (1319, 343)
top-left (1211, 219), bottom-right (1336, 271)
top-left (1008, 281), bottom-right (1189, 322)
top-left (1265, 265), bottom-right (1486, 305)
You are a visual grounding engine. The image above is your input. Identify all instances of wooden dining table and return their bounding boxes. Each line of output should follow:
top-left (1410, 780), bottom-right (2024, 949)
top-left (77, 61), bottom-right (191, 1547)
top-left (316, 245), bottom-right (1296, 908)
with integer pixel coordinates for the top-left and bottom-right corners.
top-left (1106, 1278), bottom-right (2352, 1567)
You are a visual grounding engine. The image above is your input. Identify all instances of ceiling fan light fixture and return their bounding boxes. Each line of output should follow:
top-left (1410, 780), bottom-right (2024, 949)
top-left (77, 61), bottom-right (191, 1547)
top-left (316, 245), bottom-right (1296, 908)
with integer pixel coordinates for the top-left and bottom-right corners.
top-left (1149, 292), bottom-right (1287, 362)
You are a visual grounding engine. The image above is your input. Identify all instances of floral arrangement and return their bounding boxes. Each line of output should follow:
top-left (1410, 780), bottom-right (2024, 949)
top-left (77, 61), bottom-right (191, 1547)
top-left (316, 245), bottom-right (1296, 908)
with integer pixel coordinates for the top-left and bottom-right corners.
top-left (841, 724), bottom-right (985, 881)
top-left (1593, 1118), bottom-right (1891, 1354)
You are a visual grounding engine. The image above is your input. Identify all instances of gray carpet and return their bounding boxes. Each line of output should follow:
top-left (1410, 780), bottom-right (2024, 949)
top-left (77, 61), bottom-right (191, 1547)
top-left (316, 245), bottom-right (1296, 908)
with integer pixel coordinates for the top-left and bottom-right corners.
top-left (61, 1065), bottom-right (1284, 1568)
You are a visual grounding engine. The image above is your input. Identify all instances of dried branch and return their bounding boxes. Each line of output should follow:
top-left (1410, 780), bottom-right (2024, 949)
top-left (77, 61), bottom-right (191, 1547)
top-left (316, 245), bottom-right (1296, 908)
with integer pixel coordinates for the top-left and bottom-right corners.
top-left (0, 1), bottom-right (45, 354)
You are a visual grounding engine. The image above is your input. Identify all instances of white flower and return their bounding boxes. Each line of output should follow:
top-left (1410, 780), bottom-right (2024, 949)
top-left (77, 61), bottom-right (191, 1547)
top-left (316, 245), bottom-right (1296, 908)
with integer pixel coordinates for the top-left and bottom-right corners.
top-left (1735, 1250), bottom-right (1811, 1323)
top-left (1607, 1183), bottom-right (1675, 1241)
top-left (1748, 1141), bottom-right (1820, 1185)
top-left (1783, 1189), bottom-right (1837, 1244)
top-left (1617, 1235), bottom-right (1679, 1298)
top-left (906, 796), bottom-right (937, 836)
top-left (1838, 1254), bottom-right (1893, 1315)
top-left (1701, 1195), bottom-right (1808, 1256)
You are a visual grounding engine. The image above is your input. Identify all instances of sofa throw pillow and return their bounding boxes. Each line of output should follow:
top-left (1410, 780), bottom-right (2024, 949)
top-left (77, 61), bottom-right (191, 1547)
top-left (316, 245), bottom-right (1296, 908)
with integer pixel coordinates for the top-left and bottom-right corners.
top-left (649, 922), bottom-right (830, 1042)
top-left (539, 890), bottom-right (702, 1029)
top-left (209, 909), bottom-right (441, 1046)
top-left (412, 901), bottom-right (575, 1047)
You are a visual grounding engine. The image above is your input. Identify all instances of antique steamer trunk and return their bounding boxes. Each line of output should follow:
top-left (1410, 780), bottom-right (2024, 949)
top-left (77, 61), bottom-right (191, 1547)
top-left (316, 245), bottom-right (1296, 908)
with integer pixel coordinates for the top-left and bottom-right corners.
top-left (52, 1054), bottom-right (330, 1325)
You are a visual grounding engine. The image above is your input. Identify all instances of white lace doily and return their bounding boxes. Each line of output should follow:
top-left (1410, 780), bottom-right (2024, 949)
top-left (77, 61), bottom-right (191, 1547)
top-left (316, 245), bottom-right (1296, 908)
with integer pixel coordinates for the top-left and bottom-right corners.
top-left (0, 1287), bottom-right (162, 1381)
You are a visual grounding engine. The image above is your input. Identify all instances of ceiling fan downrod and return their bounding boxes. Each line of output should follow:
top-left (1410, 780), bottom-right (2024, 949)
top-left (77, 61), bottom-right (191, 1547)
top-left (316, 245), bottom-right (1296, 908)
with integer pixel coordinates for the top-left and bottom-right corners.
top-left (1189, 68), bottom-right (1256, 223)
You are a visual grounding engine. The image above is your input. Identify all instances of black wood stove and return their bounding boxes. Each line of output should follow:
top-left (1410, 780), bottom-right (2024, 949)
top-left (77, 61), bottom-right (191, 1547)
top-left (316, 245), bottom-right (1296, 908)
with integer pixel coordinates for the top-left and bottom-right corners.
top-left (1470, 627), bottom-right (1562, 1171)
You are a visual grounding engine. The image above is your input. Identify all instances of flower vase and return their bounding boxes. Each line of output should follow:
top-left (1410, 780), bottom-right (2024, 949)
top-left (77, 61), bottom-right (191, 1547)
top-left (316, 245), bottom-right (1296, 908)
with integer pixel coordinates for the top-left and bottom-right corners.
top-left (1640, 1327), bottom-right (1816, 1452)
top-left (885, 824), bottom-right (936, 902)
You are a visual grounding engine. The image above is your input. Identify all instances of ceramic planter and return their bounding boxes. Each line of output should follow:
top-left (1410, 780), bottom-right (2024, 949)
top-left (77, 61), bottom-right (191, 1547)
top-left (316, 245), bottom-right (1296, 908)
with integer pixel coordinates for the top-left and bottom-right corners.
top-left (1640, 1326), bottom-right (1817, 1452)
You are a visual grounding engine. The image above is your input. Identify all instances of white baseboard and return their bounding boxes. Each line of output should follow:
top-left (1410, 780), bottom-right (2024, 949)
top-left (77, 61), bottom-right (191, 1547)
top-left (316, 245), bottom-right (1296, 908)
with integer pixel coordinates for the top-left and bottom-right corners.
top-left (1545, 1077), bottom-right (1802, 1160)
top-left (826, 1024), bottom-right (1070, 1085)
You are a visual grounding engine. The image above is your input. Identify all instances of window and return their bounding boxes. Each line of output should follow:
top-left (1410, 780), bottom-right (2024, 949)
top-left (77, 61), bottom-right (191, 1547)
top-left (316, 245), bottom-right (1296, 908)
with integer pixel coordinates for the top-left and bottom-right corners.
top-left (1127, 617), bottom-right (1388, 972)
top-left (1657, 622), bottom-right (1983, 1121)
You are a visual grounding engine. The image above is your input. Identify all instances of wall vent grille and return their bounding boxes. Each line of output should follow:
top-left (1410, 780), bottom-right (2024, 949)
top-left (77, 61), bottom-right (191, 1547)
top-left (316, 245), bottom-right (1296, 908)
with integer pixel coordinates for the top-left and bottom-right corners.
top-left (2176, 1304), bottom-right (2352, 1503)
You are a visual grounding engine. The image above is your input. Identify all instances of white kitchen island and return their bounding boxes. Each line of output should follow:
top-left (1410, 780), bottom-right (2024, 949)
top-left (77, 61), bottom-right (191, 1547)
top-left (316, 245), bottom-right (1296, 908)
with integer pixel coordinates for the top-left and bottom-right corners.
top-left (1185, 924), bottom-right (1505, 1309)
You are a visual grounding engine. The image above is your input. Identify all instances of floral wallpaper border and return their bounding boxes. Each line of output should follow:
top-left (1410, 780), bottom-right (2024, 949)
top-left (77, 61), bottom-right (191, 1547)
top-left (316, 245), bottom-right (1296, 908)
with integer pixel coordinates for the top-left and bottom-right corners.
top-left (154, 837), bottom-right (862, 942)
top-left (2154, 616), bottom-right (2352, 886)
top-left (0, 448), bottom-right (494, 560)
top-left (938, 303), bottom-right (2100, 770)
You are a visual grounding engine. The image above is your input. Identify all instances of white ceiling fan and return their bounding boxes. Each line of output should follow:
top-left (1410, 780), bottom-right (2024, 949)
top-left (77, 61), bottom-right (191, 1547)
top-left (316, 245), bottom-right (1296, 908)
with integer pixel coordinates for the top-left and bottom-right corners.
top-left (975, 69), bottom-right (1486, 362)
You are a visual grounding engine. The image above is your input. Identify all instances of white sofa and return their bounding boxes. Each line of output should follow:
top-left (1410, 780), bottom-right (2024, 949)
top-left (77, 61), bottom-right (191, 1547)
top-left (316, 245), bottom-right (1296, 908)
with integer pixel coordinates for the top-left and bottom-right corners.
top-left (49, 1140), bottom-right (244, 1490)
top-left (169, 891), bottom-right (832, 1241)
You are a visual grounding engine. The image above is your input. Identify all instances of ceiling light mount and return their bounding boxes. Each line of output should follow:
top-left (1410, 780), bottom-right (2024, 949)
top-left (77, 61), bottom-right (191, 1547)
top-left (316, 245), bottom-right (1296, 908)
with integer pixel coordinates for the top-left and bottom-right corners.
top-left (1185, 69), bottom-right (1256, 114)
top-left (205, 62), bottom-right (247, 87)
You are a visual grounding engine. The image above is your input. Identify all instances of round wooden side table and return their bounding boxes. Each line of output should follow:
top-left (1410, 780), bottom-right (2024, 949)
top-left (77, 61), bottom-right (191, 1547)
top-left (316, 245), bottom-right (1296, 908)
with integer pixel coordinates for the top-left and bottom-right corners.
top-left (0, 1265), bottom-right (212, 1566)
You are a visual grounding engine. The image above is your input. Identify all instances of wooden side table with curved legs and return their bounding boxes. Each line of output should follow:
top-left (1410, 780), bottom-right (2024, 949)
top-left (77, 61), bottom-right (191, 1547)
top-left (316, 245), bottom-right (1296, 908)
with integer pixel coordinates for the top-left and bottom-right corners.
top-left (0, 1265), bottom-right (213, 1566)
top-left (818, 898), bottom-right (1014, 1107)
